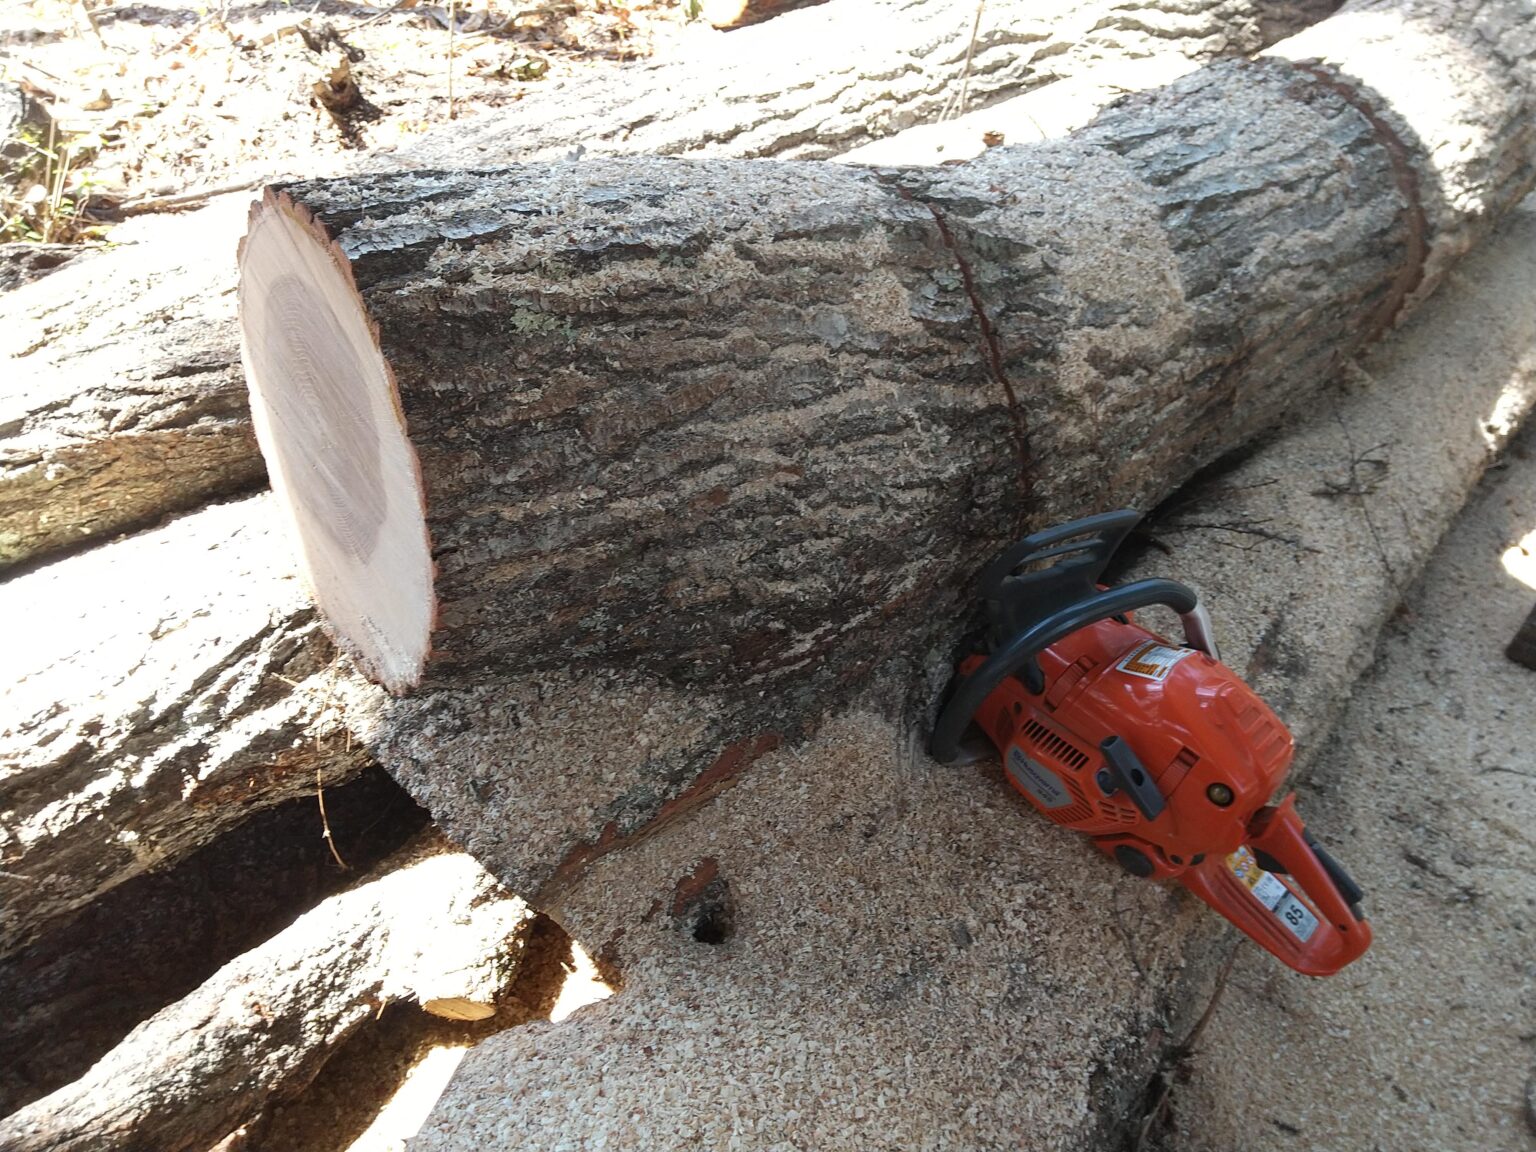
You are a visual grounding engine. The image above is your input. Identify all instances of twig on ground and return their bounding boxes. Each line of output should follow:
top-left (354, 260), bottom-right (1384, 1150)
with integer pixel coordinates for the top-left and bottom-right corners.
top-left (941, 0), bottom-right (984, 122)
top-left (1132, 944), bottom-right (1240, 1151)
top-left (354, 0), bottom-right (422, 30)
top-left (75, 0), bottom-right (108, 49)
top-left (1328, 415), bottom-right (1402, 599)
top-left (1312, 440), bottom-right (1391, 499)
top-left (1160, 517), bottom-right (1319, 554)
top-left (447, 0), bottom-right (458, 120)
top-left (118, 177), bottom-right (271, 216)
top-left (317, 767), bottom-right (349, 870)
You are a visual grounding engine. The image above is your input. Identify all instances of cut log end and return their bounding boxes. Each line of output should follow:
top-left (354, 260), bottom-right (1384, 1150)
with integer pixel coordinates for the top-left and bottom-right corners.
top-left (238, 190), bottom-right (434, 693)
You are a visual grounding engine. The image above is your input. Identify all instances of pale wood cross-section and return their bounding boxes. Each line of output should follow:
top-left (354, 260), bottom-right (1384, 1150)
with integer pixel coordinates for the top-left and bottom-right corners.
top-left (238, 194), bottom-right (435, 692)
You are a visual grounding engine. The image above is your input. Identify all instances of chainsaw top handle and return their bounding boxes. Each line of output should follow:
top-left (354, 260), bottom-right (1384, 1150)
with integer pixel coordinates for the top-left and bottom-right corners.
top-left (931, 510), bottom-right (1217, 765)
top-left (931, 578), bottom-right (1200, 762)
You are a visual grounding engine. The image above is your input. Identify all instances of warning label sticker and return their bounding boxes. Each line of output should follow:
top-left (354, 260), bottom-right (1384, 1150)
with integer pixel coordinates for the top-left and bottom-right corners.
top-left (1227, 846), bottom-right (1319, 942)
top-left (1115, 640), bottom-right (1196, 682)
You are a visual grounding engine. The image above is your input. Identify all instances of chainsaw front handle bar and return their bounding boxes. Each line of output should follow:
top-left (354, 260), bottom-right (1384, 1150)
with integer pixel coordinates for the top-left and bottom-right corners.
top-left (930, 577), bottom-right (1205, 764)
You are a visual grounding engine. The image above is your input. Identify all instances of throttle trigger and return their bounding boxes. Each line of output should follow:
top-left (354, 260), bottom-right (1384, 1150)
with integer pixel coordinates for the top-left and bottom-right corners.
top-left (1304, 830), bottom-right (1366, 918)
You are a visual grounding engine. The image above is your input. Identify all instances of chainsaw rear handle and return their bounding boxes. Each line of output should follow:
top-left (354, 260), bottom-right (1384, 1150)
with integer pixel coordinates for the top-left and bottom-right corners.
top-left (930, 577), bottom-right (1207, 764)
top-left (1181, 796), bottom-right (1372, 976)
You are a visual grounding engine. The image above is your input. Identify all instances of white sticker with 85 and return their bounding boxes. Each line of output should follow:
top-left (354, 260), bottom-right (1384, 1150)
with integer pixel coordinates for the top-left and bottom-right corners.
top-left (1227, 847), bottom-right (1320, 942)
top-left (1273, 893), bottom-right (1319, 941)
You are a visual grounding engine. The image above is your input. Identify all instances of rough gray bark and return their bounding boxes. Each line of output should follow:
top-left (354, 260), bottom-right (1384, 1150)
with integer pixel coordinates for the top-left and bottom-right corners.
top-left (0, 0), bottom-right (1335, 570)
top-left (252, 0), bottom-right (1536, 902)
top-left (0, 494), bottom-right (373, 959)
top-left (0, 833), bottom-right (532, 1152)
top-left (394, 0), bottom-right (1344, 168)
top-left (0, 768), bottom-right (427, 1117)
top-left (0, 197), bottom-right (262, 569)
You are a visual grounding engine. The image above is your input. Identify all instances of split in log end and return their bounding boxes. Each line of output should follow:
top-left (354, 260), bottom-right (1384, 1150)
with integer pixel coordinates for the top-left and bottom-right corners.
top-left (238, 189), bottom-right (435, 693)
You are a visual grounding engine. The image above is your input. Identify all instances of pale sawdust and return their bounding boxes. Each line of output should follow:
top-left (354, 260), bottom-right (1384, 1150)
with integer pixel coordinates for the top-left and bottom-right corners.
top-left (1164, 431), bottom-right (1536, 1151)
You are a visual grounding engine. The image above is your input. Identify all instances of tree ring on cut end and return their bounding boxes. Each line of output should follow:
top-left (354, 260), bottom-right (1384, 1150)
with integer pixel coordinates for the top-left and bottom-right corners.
top-left (238, 190), bottom-right (433, 693)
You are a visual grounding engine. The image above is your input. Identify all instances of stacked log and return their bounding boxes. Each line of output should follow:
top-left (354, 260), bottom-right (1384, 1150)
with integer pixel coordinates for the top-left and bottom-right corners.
top-left (0, 834), bottom-right (532, 1152)
top-left (0, 495), bottom-right (371, 957)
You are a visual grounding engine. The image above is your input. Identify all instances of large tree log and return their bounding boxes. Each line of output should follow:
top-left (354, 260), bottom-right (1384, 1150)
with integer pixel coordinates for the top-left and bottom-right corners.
top-left (0, 494), bottom-right (372, 958)
top-left (0, 0), bottom-right (1336, 570)
top-left (237, 0), bottom-right (1536, 900)
top-left (0, 833), bottom-right (533, 1152)
top-left (410, 192), bottom-right (1536, 1152)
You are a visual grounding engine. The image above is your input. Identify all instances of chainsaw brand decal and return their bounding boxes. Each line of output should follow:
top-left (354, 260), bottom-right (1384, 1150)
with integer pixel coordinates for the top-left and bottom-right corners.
top-left (1006, 746), bottom-right (1072, 810)
top-left (1227, 847), bottom-right (1320, 943)
top-left (1115, 641), bottom-right (1195, 683)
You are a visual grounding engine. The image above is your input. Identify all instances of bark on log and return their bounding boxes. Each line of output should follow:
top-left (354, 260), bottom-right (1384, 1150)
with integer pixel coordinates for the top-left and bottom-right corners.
top-left (236, 0), bottom-right (1536, 901)
top-left (0, 494), bottom-right (373, 958)
top-left (0, 1), bottom-right (1335, 570)
top-left (0, 833), bottom-right (532, 1152)
top-left (395, 0), bottom-right (1344, 169)
top-left (0, 197), bottom-right (263, 569)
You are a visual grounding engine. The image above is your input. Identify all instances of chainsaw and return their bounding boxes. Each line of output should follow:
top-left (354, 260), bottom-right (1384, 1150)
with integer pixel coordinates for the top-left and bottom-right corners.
top-left (931, 510), bottom-right (1371, 976)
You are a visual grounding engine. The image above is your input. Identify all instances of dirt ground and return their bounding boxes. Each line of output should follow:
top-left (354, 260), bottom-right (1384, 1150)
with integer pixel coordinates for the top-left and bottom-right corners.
top-left (1, 0), bottom-right (698, 238)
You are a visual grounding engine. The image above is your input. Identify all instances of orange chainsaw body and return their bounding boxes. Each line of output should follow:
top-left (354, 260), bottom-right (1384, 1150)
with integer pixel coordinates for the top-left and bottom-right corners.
top-left (933, 511), bottom-right (1372, 976)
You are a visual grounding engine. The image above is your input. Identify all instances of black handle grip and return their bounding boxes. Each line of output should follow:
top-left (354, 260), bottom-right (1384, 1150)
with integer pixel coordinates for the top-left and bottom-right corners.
top-left (1305, 831), bottom-right (1366, 917)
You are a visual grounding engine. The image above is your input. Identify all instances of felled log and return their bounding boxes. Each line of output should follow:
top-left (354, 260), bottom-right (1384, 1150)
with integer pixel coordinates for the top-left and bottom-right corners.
top-left (0, 1), bottom-right (1335, 569)
top-left (0, 833), bottom-right (532, 1152)
top-left (237, 0), bottom-right (1536, 900)
top-left (0, 494), bottom-right (372, 958)
top-left (398, 0), bottom-right (1343, 168)
top-left (0, 196), bottom-right (262, 569)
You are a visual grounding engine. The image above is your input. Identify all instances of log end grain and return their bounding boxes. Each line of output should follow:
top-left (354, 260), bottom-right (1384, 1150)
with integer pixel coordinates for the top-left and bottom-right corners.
top-left (238, 190), bottom-right (436, 693)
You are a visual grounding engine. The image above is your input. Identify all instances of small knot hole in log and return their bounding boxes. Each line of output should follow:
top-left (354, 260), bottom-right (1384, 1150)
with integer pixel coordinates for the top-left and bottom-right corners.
top-left (238, 192), bottom-right (434, 692)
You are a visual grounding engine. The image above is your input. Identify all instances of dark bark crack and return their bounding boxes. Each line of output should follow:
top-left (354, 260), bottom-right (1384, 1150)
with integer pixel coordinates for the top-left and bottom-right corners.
top-left (904, 190), bottom-right (1037, 521)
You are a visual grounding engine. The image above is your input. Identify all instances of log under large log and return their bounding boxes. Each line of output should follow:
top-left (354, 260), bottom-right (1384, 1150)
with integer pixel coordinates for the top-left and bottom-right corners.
top-left (237, 0), bottom-right (1535, 898)
top-left (0, 833), bottom-right (533, 1152)
top-left (0, 494), bottom-right (371, 958)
